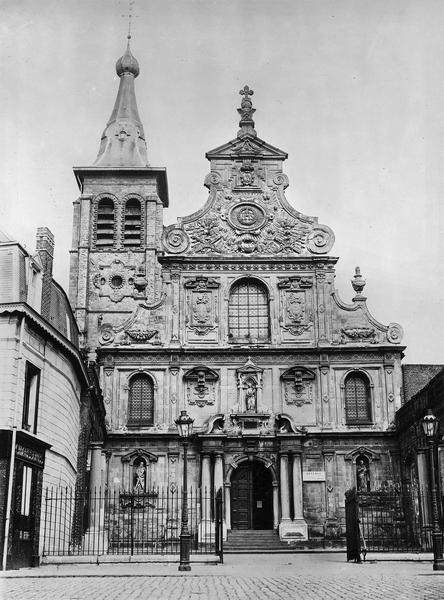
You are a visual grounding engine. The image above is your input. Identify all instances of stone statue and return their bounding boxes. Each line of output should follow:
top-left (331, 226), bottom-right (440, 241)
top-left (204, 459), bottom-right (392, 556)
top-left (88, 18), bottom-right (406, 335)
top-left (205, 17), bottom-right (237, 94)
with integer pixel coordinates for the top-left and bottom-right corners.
top-left (357, 459), bottom-right (369, 491)
top-left (245, 382), bottom-right (257, 411)
top-left (134, 463), bottom-right (146, 492)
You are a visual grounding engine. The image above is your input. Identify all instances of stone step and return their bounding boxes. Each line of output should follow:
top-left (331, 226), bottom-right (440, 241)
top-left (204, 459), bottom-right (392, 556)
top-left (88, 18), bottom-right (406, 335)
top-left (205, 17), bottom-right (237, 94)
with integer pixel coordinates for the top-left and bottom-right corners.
top-left (224, 530), bottom-right (290, 553)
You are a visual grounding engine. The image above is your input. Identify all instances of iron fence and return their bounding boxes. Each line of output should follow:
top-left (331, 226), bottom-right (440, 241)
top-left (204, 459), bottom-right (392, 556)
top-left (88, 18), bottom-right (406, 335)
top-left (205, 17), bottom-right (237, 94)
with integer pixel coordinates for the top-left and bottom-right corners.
top-left (346, 486), bottom-right (441, 558)
top-left (42, 486), bottom-right (221, 557)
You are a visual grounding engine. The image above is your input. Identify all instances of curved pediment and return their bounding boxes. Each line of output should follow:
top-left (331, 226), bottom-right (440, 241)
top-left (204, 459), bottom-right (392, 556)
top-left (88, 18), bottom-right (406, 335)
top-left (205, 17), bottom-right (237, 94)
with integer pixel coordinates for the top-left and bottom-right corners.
top-left (331, 290), bottom-right (403, 346)
top-left (162, 88), bottom-right (334, 259)
top-left (162, 163), bottom-right (334, 258)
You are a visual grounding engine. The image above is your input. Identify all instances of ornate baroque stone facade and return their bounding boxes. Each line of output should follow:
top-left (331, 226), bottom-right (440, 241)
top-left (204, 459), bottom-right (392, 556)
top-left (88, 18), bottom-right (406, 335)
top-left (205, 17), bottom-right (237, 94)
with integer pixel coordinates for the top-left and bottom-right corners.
top-left (69, 44), bottom-right (405, 542)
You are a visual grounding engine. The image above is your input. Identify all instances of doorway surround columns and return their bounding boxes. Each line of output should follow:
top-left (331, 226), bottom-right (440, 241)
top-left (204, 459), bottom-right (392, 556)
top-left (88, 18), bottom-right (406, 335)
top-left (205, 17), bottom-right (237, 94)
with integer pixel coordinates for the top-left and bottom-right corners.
top-left (278, 445), bottom-right (308, 541)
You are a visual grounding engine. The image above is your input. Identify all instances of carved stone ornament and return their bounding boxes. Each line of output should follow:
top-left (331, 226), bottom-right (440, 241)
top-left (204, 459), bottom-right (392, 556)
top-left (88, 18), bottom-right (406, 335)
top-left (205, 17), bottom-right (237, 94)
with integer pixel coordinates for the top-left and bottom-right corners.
top-left (341, 327), bottom-right (377, 343)
top-left (97, 296), bottom-right (165, 346)
top-left (276, 413), bottom-right (307, 434)
top-left (91, 258), bottom-right (138, 303)
top-left (351, 266), bottom-right (366, 298)
top-left (387, 322), bottom-right (403, 344)
top-left (281, 367), bottom-right (315, 406)
top-left (307, 225), bottom-right (335, 255)
top-left (184, 366), bottom-right (219, 407)
top-left (163, 126), bottom-right (335, 257)
top-left (228, 202), bottom-right (267, 231)
top-left (185, 277), bottom-right (220, 336)
top-left (227, 412), bottom-right (274, 436)
top-left (278, 278), bottom-right (313, 337)
top-left (162, 226), bottom-right (190, 254)
top-left (204, 414), bottom-right (226, 434)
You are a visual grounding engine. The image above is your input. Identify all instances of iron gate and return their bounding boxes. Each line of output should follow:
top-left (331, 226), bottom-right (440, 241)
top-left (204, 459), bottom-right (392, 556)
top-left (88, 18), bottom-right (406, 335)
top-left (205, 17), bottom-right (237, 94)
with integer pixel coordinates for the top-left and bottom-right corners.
top-left (43, 486), bottom-right (220, 557)
top-left (346, 486), bottom-right (438, 557)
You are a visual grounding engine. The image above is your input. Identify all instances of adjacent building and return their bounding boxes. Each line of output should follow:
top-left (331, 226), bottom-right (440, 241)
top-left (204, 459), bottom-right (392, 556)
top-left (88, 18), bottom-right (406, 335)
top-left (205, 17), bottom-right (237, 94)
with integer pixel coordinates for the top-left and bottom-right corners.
top-left (0, 229), bottom-right (105, 569)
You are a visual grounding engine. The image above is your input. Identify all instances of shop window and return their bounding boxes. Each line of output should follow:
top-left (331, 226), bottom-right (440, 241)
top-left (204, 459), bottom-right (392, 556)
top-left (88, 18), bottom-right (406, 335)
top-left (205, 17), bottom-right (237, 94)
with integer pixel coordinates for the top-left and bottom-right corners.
top-left (20, 465), bottom-right (34, 518)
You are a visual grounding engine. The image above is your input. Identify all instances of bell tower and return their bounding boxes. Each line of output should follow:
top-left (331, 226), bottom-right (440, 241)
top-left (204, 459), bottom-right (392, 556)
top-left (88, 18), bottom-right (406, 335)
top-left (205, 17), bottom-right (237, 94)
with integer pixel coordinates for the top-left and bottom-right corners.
top-left (69, 38), bottom-right (168, 352)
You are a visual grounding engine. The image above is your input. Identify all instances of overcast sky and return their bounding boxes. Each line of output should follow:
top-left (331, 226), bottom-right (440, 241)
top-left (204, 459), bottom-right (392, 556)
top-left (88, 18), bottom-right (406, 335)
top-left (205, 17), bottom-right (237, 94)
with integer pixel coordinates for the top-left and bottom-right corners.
top-left (1, 0), bottom-right (443, 364)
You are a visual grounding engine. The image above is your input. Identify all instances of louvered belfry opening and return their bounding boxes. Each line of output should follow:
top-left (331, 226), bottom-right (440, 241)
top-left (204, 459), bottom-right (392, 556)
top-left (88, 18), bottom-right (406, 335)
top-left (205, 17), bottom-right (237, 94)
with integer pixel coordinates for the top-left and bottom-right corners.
top-left (127, 374), bottom-right (154, 428)
top-left (123, 199), bottom-right (142, 246)
top-left (228, 279), bottom-right (270, 343)
top-left (96, 198), bottom-right (115, 247)
top-left (345, 372), bottom-right (372, 424)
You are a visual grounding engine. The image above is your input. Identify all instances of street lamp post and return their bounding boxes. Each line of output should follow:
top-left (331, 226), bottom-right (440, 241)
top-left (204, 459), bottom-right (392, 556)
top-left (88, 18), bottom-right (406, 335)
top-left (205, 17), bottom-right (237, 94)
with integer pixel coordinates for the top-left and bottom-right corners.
top-left (422, 409), bottom-right (444, 571)
top-left (175, 410), bottom-right (194, 572)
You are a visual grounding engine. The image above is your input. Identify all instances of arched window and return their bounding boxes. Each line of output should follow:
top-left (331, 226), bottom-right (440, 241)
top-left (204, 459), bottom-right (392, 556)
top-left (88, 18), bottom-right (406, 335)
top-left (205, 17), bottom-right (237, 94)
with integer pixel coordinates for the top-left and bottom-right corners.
top-left (345, 372), bottom-right (372, 424)
top-left (127, 374), bottom-right (154, 428)
top-left (123, 199), bottom-right (142, 246)
top-left (228, 279), bottom-right (270, 343)
top-left (96, 198), bottom-right (115, 247)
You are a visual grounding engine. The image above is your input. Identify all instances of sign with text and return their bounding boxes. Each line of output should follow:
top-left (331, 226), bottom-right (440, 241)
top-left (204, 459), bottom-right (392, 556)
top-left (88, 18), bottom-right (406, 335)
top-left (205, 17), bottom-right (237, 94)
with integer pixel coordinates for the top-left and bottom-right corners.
top-left (302, 470), bottom-right (326, 482)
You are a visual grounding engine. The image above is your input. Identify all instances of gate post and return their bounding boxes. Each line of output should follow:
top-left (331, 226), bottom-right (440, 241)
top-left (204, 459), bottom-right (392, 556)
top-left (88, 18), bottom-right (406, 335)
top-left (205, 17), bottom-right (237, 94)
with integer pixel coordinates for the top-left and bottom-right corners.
top-left (215, 488), bottom-right (224, 563)
top-left (345, 488), bottom-right (362, 563)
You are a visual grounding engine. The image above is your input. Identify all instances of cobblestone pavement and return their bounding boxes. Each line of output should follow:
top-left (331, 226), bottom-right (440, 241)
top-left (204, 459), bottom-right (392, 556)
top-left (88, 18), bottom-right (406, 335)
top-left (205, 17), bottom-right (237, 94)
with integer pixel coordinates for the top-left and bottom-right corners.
top-left (2, 555), bottom-right (444, 600)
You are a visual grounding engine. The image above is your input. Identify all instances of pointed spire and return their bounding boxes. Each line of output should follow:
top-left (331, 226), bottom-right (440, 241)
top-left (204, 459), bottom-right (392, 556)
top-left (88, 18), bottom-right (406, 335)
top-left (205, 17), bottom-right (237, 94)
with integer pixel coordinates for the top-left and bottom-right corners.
top-left (237, 85), bottom-right (257, 138)
top-left (93, 37), bottom-right (149, 167)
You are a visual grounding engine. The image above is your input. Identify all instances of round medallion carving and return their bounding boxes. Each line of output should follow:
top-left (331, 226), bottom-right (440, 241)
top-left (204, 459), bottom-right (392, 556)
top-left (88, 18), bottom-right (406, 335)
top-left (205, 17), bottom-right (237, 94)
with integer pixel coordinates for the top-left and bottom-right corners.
top-left (387, 323), bottom-right (403, 344)
top-left (162, 227), bottom-right (190, 254)
top-left (307, 225), bottom-right (335, 254)
top-left (228, 202), bottom-right (266, 231)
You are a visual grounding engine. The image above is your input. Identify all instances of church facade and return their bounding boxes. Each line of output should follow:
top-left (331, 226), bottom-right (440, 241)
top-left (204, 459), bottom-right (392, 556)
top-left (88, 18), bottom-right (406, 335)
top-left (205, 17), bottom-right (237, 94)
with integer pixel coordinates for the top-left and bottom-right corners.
top-left (69, 42), bottom-right (405, 543)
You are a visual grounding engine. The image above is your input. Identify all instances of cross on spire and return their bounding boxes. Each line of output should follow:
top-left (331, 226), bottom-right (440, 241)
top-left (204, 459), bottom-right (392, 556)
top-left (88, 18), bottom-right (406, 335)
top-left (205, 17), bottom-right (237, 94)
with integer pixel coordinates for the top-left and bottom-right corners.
top-left (239, 85), bottom-right (254, 101)
top-left (121, 0), bottom-right (139, 40)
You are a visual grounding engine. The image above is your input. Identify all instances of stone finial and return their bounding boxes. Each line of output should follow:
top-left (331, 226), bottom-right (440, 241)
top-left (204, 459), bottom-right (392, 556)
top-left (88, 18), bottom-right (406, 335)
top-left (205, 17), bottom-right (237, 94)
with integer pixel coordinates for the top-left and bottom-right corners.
top-left (237, 85), bottom-right (257, 138)
top-left (351, 267), bottom-right (366, 300)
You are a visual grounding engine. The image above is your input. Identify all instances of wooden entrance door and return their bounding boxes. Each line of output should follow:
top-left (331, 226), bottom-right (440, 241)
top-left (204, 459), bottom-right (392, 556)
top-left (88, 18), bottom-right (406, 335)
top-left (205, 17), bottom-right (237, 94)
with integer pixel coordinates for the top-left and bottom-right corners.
top-left (10, 461), bottom-right (39, 568)
top-left (231, 461), bottom-right (273, 529)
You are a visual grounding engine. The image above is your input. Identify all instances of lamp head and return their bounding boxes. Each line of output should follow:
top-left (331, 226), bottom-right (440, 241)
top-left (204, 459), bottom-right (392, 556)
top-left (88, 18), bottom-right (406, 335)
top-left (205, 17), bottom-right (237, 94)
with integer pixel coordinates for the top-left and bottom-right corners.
top-left (175, 410), bottom-right (194, 439)
top-left (422, 408), bottom-right (439, 440)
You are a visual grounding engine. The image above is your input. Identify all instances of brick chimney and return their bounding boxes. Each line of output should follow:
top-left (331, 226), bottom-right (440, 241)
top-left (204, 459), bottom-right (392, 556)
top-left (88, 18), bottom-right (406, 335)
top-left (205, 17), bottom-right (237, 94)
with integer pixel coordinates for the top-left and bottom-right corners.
top-left (36, 227), bottom-right (54, 319)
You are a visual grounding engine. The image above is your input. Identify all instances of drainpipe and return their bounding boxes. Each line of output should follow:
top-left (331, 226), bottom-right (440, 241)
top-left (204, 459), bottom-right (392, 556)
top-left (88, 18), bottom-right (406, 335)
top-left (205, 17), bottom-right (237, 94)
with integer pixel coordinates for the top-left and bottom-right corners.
top-left (2, 316), bottom-right (25, 570)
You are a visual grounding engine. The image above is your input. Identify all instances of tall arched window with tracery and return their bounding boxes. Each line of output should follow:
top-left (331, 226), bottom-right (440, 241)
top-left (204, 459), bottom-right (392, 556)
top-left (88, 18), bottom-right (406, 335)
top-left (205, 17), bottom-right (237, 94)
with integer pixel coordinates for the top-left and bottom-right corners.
top-left (127, 374), bottom-right (154, 428)
top-left (96, 198), bottom-right (115, 247)
top-left (123, 198), bottom-right (142, 247)
top-left (228, 279), bottom-right (270, 343)
top-left (344, 372), bottom-right (372, 425)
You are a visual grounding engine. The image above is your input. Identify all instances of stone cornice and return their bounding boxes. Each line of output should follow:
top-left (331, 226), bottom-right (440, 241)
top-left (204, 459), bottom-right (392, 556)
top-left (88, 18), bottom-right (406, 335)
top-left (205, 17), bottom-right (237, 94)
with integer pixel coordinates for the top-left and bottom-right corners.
top-left (0, 302), bottom-right (90, 385)
top-left (158, 255), bottom-right (339, 268)
top-left (98, 346), bottom-right (405, 362)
